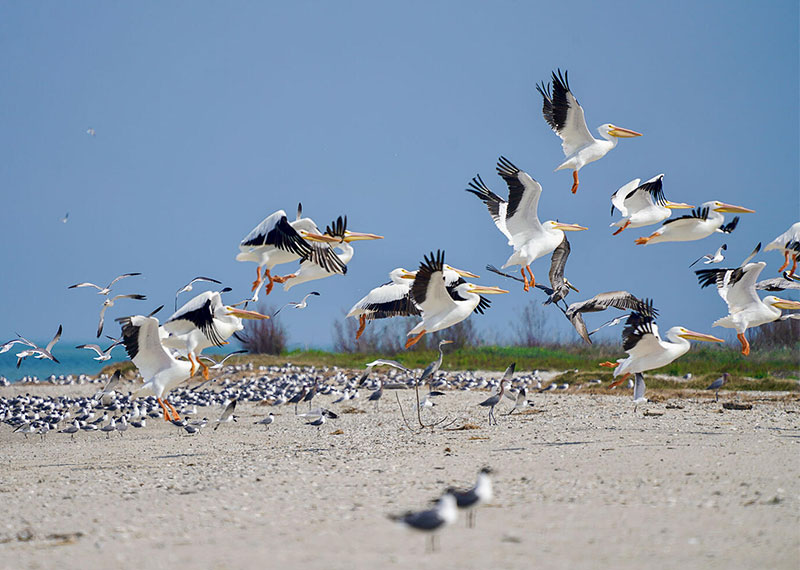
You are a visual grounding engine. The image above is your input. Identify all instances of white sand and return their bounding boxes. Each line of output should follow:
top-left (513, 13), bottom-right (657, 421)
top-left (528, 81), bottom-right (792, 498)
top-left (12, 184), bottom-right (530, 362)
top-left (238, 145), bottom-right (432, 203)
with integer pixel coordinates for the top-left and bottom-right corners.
top-left (1, 383), bottom-right (798, 570)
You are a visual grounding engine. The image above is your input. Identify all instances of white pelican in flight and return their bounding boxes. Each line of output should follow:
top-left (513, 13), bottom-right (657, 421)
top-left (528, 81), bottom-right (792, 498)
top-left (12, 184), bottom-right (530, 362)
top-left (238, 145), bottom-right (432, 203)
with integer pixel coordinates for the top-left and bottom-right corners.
top-left (696, 260), bottom-right (800, 355)
top-left (466, 156), bottom-right (587, 291)
top-left (117, 314), bottom-right (192, 422)
top-left (405, 250), bottom-right (507, 348)
top-left (537, 69), bottom-right (641, 194)
top-left (161, 291), bottom-right (269, 379)
top-left (609, 174), bottom-right (692, 235)
top-left (634, 200), bottom-right (754, 245)
top-left (281, 216), bottom-right (383, 291)
top-left (600, 303), bottom-right (723, 387)
top-left (346, 265), bottom-right (479, 340)
top-left (236, 206), bottom-right (325, 299)
top-left (764, 222), bottom-right (800, 277)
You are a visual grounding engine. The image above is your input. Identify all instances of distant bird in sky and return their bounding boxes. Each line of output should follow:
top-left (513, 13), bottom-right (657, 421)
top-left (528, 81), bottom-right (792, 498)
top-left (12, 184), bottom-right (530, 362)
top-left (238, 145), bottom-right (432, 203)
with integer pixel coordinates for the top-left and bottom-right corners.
top-left (86, 128), bottom-right (95, 137)
top-left (388, 492), bottom-right (458, 553)
top-left (76, 338), bottom-right (122, 361)
top-left (635, 201), bottom-right (754, 245)
top-left (97, 294), bottom-right (147, 337)
top-left (68, 272), bottom-right (142, 296)
top-left (446, 467), bottom-right (493, 528)
top-left (60, 212), bottom-right (69, 224)
top-left (13, 325), bottom-right (62, 368)
top-left (764, 222), bottom-right (800, 276)
top-left (536, 69), bottom-right (642, 194)
top-left (706, 372), bottom-right (729, 402)
top-left (609, 174), bottom-right (692, 235)
top-left (689, 244), bottom-right (727, 267)
top-left (466, 156), bottom-right (587, 291)
top-left (273, 291), bottom-right (321, 316)
top-left (174, 276), bottom-right (222, 310)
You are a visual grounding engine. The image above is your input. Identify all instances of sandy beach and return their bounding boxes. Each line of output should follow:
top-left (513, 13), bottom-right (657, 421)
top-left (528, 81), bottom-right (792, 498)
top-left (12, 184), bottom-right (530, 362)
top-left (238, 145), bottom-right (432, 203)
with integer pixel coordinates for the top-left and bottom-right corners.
top-left (1, 379), bottom-right (798, 570)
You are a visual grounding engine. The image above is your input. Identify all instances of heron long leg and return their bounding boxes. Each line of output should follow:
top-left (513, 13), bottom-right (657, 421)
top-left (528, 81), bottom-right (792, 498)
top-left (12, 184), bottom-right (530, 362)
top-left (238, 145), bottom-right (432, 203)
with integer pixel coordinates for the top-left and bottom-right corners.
top-left (526, 265), bottom-right (535, 289)
top-left (612, 220), bottom-right (631, 236)
top-left (520, 268), bottom-right (529, 292)
top-left (777, 251), bottom-right (790, 273)
top-left (571, 170), bottom-right (579, 194)
top-left (737, 333), bottom-right (750, 356)
top-left (355, 315), bottom-right (367, 340)
top-left (405, 329), bottom-right (427, 349)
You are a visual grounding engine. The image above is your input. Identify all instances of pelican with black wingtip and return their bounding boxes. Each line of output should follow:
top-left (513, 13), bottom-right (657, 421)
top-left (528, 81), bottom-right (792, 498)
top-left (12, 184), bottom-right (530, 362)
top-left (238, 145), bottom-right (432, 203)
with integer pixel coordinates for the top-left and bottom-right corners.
top-left (635, 200), bottom-right (754, 245)
top-left (466, 156), bottom-right (587, 291)
top-left (537, 69), bottom-right (642, 194)
top-left (609, 174), bottom-right (693, 235)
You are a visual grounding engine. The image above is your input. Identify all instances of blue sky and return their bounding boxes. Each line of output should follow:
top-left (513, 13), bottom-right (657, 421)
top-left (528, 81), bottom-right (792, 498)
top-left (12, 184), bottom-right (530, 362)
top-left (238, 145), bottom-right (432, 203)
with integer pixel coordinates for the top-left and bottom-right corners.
top-left (1, 1), bottom-right (798, 352)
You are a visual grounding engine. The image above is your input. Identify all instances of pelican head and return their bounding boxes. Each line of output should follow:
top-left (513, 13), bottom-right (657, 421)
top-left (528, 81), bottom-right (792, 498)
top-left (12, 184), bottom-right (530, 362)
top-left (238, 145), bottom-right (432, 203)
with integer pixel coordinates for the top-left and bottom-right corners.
top-left (601, 123), bottom-right (643, 138)
top-left (390, 268), bottom-right (416, 282)
top-left (675, 327), bottom-right (724, 343)
top-left (709, 201), bottom-right (755, 214)
top-left (764, 296), bottom-right (800, 311)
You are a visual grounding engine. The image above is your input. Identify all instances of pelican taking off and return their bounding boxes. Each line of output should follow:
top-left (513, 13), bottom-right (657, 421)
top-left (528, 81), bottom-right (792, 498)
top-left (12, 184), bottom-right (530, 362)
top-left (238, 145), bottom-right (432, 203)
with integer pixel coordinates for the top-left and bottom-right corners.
top-left (161, 291), bottom-right (269, 379)
top-left (696, 261), bottom-right (800, 355)
top-left (405, 251), bottom-right (507, 348)
top-left (537, 69), bottom-right (641, 194)
top-left (635, 201), bottom-right (754, 245)
top-left (116, 314), bottom-right (191, 422)
top-left (600, 305), bottom-right (723, 387)
top-left (609, 174), bottom-right (692, 235)
top-left (466, 156), bottom-right (587, 291)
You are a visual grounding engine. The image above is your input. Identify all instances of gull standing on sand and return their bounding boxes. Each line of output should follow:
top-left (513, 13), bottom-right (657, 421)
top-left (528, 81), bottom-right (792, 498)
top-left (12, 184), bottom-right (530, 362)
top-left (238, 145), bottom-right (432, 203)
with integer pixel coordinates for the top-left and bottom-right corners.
top-left (368, 380), bottom-right (384, 411)
top-left (446, 467), bottom-right (493, 528)
top-left (388, 492), bottom-right (458, 553)
top-left (254, 413), bottom-right (274, 429)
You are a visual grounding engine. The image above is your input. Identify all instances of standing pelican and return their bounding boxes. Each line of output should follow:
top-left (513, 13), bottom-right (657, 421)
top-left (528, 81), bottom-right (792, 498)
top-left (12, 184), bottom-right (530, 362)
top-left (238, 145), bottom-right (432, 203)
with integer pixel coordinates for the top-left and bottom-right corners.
top-left (161, 291), bottom-right (269, 379)
top-left (466, 156), bottom-right (587, 291)
top-left (764, 222), bottom-right (800, 276)
top-left (696, 261), bottom-right (800, 355)
top-left (609, 174), bottom-right (692, 235)
top-left (116, 314), bottom-right (191, 422)
top-left (405, 251), bottom-right (507, 348)
top-left (537, 69), bottom-right (641, 194)
top-left (634, 201), bottom-right (754, 245)
top-left (600, 306), bottom-right (723, 387)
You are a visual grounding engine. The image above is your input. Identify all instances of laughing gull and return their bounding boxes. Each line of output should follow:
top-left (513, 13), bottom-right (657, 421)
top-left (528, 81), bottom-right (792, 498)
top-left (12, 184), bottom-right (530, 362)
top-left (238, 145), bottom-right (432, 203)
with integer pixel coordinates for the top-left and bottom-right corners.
top-left (388, 492), bottom-right (458, 553)
top-left (446, 467), bottom-right (493, 528)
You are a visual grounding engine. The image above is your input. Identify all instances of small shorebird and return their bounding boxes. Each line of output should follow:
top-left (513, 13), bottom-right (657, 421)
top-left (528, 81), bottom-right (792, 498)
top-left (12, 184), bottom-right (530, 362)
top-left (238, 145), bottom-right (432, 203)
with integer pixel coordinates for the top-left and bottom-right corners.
top-left (446, 467), bottom-right (493, 528)
top-left (254, 413), bottom-right (274, 429)
top-left (388, 492), bottom-right (458, 553)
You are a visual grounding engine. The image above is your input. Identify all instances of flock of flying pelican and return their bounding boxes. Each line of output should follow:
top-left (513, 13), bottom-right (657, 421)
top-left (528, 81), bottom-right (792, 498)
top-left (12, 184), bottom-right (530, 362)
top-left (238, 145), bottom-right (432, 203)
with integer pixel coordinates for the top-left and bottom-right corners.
top-left (2, 69), bottom-right (799, 416)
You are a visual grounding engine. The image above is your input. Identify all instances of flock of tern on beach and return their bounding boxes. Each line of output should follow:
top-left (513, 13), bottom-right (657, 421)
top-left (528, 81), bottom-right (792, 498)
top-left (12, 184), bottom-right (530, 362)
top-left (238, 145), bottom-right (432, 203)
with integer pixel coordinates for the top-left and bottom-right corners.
top-left (2, 69), bottom-right (800, 549)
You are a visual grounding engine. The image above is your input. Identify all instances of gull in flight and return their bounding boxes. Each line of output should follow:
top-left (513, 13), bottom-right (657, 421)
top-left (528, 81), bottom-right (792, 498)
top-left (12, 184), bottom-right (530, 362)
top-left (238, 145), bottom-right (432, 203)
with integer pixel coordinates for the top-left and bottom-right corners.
top-left (68, 272), bottom-right (142, 296)
top-left (273, 291), bottom-right (321, 317)
top-left (14, 325), bottom-right (62, 368)
top-left (76, 338), bottom-right (123, 361)
top-left (174, 276), bottom-right (222, 310)
top-left (689, 244), bottom-right (727, 267)
top-left (97, 294), bottom-right (147, 337)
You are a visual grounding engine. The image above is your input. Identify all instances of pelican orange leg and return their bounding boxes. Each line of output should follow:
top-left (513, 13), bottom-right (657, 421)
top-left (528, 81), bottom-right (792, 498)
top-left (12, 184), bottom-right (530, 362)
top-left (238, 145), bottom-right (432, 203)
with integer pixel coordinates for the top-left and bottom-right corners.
top-left (520, 268), bottom-right (529, 292)
top-left (777, 251), bottom-right (790, 273)
top-left (157, 398), bottom-right (171, 422)
top-left (271, 273), bottom-right (296, 284)
top-left (737, 333), bottom-right (750, 356)
top-left (608, 373), bottom-right (630, 389)
top-left (200, 358), bottom-right (210, 380)
top-left (187, 354), bottom-right (197, 377)
top-left (612, 220), bottom-right (631, 236)
top-left (526, 265), bottom-right (535, 289)
top-left (165, 400), bottom-right (181, 422)
top-left (264, 268), bottom-right (274, 295)
top-left (405, 329), bottom-right (427, 349)
top-left (355, 315), bottom-right (367, 340)
top-left (251, 266), bottom-right (263, 292)
top-left (571, 170), bottom-right (579, 194)
top-left (635, 232), bottom-right (657, 246)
